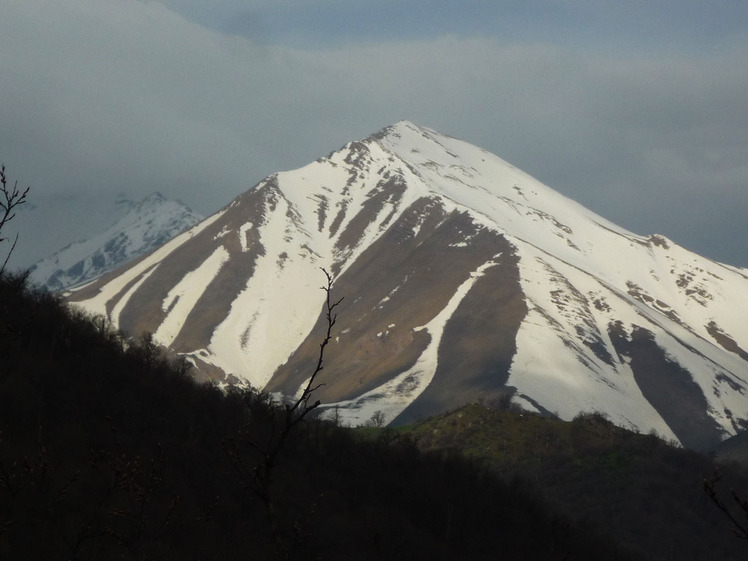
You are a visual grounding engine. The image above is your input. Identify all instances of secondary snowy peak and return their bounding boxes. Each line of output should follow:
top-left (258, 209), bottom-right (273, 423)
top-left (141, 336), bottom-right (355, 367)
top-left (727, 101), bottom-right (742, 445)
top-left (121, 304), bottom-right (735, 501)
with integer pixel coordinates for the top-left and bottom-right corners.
top-left (67, 122), bottom-right (748, 451)
top-left (31, 193), bottom-right (202, 291)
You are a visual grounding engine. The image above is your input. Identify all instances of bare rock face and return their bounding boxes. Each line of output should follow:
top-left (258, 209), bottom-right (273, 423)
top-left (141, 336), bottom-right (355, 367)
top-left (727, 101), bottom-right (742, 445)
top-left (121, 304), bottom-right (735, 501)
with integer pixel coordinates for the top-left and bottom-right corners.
top-left (67, 121), bottom-right (748, 451)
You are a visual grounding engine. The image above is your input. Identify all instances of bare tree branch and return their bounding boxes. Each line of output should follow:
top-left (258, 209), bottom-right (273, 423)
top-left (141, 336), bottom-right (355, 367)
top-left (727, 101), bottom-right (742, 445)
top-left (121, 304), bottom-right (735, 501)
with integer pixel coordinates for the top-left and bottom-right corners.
top-left (0, 164), bottom-right (30, 275)
top-left (704, 468), bottom-right (748, 540)
top-left (227, 267), bottom-right (342, 560)
top-left (287, 268), bottom-right (343, 420)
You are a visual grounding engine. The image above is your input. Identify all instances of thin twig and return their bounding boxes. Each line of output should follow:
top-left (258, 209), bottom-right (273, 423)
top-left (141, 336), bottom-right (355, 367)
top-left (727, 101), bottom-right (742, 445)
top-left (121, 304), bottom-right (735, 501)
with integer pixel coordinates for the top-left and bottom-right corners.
top-left (704, 468), bottom-right (748, 540)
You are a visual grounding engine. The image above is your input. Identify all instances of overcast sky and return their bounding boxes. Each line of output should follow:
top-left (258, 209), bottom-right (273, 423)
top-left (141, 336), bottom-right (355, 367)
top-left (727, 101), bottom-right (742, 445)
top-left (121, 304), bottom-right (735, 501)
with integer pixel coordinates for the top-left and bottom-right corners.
top-left (1, 0), bottom-right (747, 269)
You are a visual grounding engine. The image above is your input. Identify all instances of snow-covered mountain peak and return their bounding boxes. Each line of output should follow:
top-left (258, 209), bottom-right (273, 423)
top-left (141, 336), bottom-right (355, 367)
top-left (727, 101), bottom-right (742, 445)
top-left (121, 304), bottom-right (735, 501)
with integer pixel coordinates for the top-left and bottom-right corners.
top-left (30, 193), bottom-right (202, 291)
top-left (136, 191), bottom-right (167, 207)
top-left (296, 121), bottom-right (642, 289)
top-left (67, 122), bottom-right (748, 451)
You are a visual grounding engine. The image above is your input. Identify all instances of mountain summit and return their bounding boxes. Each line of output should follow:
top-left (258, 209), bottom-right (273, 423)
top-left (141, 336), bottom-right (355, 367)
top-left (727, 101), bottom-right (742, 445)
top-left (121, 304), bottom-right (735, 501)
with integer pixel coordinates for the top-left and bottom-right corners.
top-left (68, 121), bottom-right (748, 450)
top-left (30, 193), bottom-right (202, 291)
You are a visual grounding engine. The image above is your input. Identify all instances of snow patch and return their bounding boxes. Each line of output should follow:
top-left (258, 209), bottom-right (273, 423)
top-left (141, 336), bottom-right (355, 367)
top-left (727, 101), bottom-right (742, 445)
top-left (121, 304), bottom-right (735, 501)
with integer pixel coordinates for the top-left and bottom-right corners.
top-left (238, 222), bottom-right (254, 252)
top-left (71, 210), bottom-right (225, 318)
top-left (154, 246), bottom-right (230, 347)
top-left (323, 259), bottom-right (500, 426)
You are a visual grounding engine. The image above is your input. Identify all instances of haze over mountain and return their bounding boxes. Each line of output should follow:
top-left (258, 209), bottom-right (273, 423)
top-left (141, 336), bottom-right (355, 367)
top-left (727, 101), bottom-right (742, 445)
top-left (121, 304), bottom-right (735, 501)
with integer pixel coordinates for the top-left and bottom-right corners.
top-left (30, 193), bottom-right (202, 291)
top-left (68, 122), bottom-right (748, 451)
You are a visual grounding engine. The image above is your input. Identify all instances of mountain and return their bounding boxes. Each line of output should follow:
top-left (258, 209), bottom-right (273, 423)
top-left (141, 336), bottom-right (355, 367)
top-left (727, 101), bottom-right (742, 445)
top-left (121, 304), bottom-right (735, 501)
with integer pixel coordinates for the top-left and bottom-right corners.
top-left (67, 121), bottom-right (748, 451)
top-left (713, 429), bottom-right (748, 464)
top-left (30, 193), bottom-right (202, 291)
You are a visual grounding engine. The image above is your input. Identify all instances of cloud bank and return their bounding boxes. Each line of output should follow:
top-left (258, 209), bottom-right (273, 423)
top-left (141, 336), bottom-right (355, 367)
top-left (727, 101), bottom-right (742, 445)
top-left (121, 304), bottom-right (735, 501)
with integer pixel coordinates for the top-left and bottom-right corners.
top-left (1, 0), bottom-right (746, 268)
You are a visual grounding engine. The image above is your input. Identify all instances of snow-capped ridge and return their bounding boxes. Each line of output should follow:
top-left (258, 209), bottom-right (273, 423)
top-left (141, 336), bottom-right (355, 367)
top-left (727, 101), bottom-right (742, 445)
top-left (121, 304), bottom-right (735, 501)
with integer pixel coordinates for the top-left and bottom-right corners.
top-left (66, 122), bottom-right (748, 452)
top-left (31, 193), bottom-right (203, 291)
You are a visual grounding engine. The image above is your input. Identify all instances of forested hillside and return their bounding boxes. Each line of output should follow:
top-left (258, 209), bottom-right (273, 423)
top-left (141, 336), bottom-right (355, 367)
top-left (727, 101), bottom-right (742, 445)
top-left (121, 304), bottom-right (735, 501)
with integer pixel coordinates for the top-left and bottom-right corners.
top-left (404, 404), bottom-right (748, 560)
top-left (1, 273), bottom-right (746, 559)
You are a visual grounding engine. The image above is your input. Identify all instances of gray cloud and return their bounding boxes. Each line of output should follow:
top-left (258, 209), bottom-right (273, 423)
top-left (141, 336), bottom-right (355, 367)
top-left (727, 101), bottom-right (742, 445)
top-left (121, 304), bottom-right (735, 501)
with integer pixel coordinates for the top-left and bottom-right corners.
top-left (1, 0), bottom-right (746, 269)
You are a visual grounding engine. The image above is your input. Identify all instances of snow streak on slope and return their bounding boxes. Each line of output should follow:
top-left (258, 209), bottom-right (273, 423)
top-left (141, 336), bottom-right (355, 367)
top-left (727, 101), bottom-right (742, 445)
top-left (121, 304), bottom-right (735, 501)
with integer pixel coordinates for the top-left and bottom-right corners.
top-left (509, 246), bottom-right (679, 440)
top-left (154, 246), bottom-right (230, 347)
top-left (321, 258), bottom-right (502, 426)
top-left (75, 210), bottom-right (225, 319)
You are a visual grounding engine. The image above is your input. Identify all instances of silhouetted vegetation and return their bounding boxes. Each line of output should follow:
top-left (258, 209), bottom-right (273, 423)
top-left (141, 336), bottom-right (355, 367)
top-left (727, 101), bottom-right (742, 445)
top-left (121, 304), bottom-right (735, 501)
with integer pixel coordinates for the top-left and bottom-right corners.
top-left (402, 403), bottom-right (748, 560)
top-left (2, 268), bottom-right (746, 560)
top-left (0, 274), bottom-right (643, 560)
